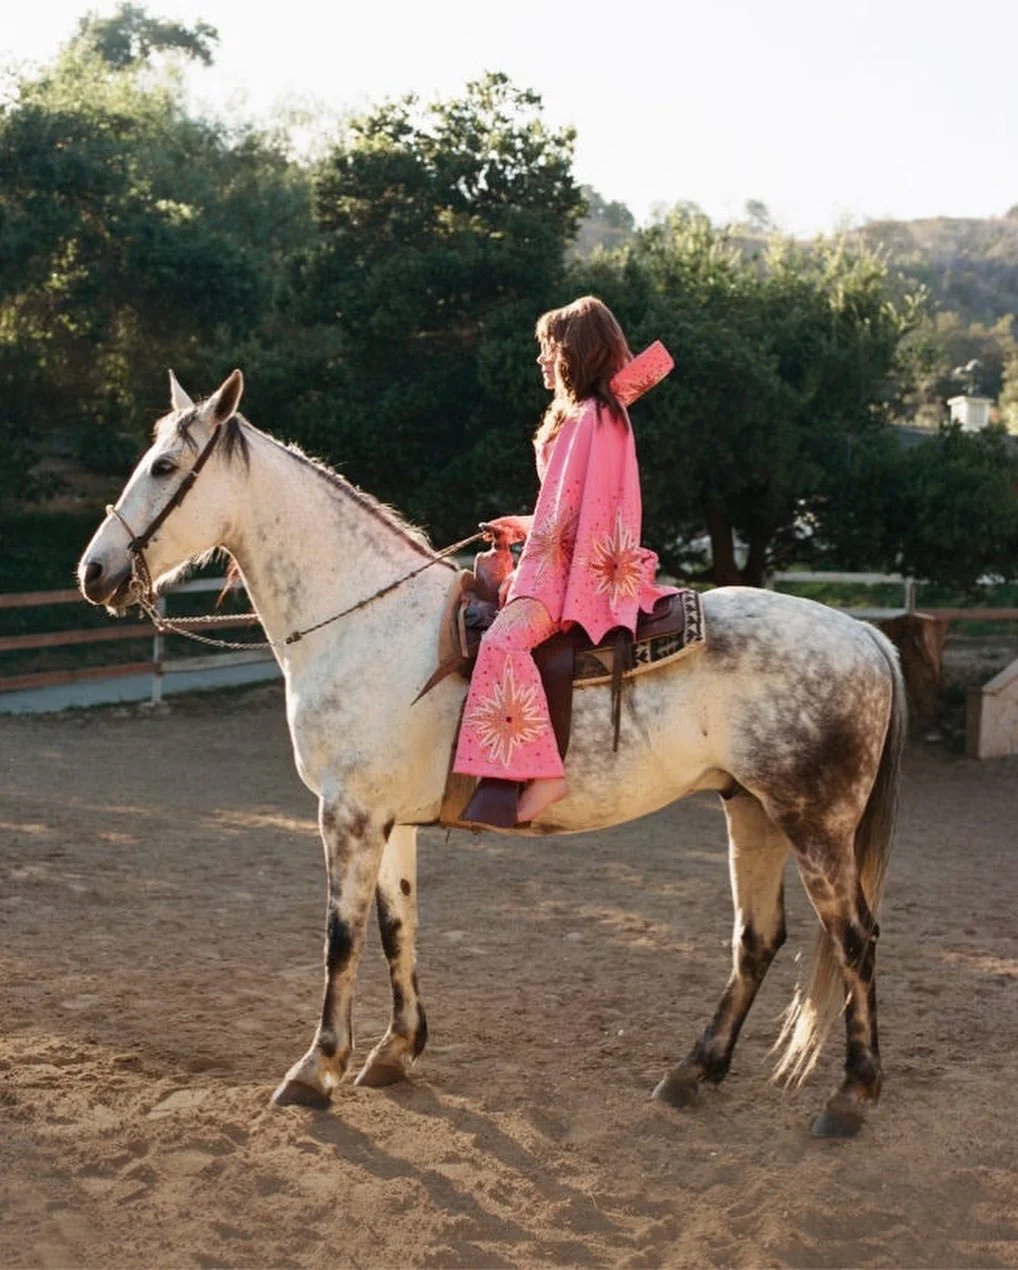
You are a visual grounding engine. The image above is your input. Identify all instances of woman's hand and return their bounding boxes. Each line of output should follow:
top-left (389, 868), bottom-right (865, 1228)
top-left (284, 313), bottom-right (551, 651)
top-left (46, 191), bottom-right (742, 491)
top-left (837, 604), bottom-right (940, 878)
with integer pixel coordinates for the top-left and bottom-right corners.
top-left (479, 515), bottom-right (533, 546)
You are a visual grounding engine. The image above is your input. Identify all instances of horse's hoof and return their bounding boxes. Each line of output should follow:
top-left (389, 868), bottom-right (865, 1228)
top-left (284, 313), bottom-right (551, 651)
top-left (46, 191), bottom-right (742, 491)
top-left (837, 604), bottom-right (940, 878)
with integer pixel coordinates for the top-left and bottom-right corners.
top-left (811, 1102), bottom-right (865, 1138)
top-left (353, 1058), bottom-right (407, 1089)
top-left (271, 1077), bottom-right (332, 1109)
top-left (652, 1069), bottom-right (701, 1109)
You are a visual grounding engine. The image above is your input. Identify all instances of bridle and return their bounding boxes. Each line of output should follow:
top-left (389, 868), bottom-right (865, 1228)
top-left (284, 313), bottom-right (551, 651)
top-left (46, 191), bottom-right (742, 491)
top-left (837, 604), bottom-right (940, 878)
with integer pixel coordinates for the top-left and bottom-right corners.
top-left (107, 419), bottom-right (225, 608)
top-left (105, 417), bottom-right (483, 652)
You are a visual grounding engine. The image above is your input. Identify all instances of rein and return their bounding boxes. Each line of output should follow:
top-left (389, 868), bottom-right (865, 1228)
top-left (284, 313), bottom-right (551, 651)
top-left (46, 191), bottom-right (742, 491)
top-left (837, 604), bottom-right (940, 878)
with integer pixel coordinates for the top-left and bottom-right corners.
top-left (108, 421), bottom-right (483, 652)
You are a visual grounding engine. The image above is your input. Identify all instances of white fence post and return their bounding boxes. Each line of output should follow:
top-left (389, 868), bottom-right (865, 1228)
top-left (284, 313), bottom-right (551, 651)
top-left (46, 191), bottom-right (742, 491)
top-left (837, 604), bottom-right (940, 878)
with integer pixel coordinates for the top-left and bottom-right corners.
top-left (151, 596), bottom-right (166, 706)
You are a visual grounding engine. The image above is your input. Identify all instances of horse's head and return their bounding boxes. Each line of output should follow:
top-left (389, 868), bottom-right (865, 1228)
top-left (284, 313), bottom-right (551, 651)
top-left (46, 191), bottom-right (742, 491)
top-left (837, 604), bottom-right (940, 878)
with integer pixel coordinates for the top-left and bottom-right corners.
top-left (78, 369), bottom-right (245, 610)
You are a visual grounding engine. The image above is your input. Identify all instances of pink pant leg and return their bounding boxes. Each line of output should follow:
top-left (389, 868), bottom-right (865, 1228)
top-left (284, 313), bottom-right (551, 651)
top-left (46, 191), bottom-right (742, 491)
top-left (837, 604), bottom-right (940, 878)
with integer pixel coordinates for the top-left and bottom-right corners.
top-left (453, 598), bottom-right (565, 781)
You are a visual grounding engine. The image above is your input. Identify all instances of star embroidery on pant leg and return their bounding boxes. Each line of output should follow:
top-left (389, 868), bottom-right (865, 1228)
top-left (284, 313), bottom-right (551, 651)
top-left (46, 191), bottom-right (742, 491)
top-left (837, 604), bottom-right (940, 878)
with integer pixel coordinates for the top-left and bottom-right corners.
top-left (465, 659), bottom-right (545, 769)
top-left (588, 509), bottom-right (644, 607)
top-left (525, 507), bottom-right (578, 585)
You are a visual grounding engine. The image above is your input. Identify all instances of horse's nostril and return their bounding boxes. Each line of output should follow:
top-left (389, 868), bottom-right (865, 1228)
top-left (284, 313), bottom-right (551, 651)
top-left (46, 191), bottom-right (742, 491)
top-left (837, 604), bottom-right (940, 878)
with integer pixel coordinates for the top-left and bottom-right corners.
top-left (84, 561), bottom-right (103, 585)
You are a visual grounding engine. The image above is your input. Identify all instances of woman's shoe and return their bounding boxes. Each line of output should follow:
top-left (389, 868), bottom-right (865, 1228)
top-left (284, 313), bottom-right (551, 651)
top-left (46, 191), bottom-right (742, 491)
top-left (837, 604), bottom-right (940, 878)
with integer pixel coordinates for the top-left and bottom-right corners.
top-left (517, 777), bottom-right (567, 823)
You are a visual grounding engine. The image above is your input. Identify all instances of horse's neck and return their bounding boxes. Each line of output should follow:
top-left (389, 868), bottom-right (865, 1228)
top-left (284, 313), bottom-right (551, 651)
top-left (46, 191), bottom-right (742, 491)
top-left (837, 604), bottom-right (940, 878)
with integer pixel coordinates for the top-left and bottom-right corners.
top-left (224, 433), bottom-right (450, 655)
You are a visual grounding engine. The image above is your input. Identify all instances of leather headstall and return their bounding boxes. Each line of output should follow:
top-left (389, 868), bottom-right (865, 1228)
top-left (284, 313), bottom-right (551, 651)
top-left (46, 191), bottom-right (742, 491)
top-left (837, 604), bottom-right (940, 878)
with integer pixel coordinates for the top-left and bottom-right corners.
top-left (106, 420), bottom-right (224, 602)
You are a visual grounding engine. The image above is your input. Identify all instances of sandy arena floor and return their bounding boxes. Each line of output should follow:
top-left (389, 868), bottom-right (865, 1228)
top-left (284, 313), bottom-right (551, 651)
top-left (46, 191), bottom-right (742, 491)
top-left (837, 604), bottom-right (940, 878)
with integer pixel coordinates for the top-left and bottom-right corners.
top-left (1, 685), bottom-right (1016, 1268)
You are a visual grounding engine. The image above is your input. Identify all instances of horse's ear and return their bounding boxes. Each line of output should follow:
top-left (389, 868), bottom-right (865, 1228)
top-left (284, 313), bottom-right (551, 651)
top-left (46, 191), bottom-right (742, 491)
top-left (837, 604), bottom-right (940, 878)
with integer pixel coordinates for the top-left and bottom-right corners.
top-left (207, 369), bottom-right (244, 424)
top-left (168, 369), bottom-right (194, 412)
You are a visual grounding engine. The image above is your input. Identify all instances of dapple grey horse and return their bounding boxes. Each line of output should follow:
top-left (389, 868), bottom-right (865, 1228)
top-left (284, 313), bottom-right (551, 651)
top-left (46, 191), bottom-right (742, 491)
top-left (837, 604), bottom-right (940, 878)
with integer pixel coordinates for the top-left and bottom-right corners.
top-left (78, 371), bottom-right (905, 1137)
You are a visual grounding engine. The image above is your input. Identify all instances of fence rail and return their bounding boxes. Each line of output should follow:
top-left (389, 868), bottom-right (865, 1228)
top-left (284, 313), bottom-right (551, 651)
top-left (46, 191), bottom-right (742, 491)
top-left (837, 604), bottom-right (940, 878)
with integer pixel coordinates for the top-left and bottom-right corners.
top-left (772, 571), bottom-right (917, 610)
top-left (0, 588), bottom-right (82, 608)
top-left (770, 572), bottom-right (1018, 623)
top-left (0, 577), bottom-right (275, 706)
top-left (3, 573), bottom-right (1018, 713)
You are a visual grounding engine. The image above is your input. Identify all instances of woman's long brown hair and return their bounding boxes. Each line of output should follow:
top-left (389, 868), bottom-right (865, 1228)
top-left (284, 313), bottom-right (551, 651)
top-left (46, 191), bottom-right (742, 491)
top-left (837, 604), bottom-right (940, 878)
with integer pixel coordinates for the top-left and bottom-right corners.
top-left (535, 295), bottom-right (633, 447)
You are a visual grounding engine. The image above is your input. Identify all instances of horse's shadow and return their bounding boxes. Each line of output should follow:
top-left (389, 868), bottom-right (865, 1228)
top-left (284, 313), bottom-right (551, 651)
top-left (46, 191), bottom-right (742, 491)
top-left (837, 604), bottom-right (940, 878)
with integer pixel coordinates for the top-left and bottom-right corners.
top-left (306, 1080), bottom-right (632, 1257)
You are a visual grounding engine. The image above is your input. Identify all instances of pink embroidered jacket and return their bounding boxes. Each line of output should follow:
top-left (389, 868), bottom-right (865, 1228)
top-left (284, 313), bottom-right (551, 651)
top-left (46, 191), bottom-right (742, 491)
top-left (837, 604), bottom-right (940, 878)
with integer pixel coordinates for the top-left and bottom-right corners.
top-left (506, 398), bottom-right (676, 645)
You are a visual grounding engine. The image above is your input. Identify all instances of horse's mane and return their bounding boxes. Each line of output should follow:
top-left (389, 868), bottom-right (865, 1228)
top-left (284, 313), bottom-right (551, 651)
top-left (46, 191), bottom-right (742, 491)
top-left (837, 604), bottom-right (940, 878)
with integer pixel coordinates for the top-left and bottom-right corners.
top-left (275, 436), bottom-right (437, 560)
top-left (160, 407), bottom-right (437, 560)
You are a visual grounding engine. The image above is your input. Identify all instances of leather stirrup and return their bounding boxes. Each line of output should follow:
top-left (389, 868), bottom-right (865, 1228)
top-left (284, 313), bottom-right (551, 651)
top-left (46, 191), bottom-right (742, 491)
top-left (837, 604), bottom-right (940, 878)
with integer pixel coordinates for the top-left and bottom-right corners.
top-left (459, 778), bottom-right (521, 830)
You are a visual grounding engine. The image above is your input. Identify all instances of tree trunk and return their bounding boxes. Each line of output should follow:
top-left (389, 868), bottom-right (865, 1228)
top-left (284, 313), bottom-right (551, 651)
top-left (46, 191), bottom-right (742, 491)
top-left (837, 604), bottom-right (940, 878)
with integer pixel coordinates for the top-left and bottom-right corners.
top-left (705, 507), bottom-right (741, 586)
top-left (740, 530), bottom-right (770, 588)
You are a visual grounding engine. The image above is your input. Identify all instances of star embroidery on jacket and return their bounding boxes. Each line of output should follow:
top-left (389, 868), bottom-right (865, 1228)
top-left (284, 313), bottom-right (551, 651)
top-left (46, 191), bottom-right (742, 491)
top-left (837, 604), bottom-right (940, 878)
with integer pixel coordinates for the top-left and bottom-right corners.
top-left (588, 510), bottom-right (644, 607)
top-left (525, 507), bottom-right (578, 584)
top-left (466, 660), bottom-right (546, 768)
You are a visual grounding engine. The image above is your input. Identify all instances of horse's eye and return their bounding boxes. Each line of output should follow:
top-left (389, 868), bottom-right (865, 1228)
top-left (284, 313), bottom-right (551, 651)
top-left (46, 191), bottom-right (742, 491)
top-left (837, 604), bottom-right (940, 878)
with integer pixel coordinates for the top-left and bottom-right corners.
top-left (151, 457), bottom-right (176, 477)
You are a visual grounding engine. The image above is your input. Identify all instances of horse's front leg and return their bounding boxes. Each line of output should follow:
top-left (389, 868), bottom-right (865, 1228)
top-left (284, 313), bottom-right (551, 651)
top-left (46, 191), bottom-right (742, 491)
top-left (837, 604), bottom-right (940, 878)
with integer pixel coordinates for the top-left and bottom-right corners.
top-left (354, 824), bottom-right (428, 1087)
top-left (272, 799), bottom-right (387, 1108)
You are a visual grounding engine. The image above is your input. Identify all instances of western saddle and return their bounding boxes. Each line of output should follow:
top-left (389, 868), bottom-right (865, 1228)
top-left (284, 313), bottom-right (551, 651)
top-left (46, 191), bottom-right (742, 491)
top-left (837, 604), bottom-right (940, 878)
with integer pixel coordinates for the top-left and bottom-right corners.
top-left (418, 566), bottom-right (706, 829)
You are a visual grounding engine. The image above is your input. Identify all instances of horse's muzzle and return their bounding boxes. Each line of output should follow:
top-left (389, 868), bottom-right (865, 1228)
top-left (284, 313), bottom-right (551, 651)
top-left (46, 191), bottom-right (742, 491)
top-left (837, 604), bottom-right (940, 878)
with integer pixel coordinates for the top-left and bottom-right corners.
top-left (79, 559), bottom-right (134, 609)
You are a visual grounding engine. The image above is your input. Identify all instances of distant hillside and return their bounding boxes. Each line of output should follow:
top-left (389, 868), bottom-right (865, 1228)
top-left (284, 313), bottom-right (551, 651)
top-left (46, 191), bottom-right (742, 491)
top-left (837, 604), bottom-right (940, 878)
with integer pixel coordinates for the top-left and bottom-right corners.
top-left (573, 195), bottom-right (1018, 325)
top-left (829, 212), bottom-right (1018, 324)
top-left (571, 185), bottom-right (636, 257)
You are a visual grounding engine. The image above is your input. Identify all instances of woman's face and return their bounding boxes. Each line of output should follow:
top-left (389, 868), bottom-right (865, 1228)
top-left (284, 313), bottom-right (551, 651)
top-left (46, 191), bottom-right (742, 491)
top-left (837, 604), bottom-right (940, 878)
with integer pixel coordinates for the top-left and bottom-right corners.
top-left (537, 341), bottom-right (559, 392)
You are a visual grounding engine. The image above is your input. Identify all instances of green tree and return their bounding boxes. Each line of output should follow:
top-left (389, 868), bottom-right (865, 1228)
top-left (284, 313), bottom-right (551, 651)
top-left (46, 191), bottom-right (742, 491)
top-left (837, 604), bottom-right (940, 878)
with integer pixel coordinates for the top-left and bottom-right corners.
top-left (70, 2), bottom-right (219, 68)
top-left (743, 199), bottom-right (776, 233)
top-left (0, 18), bottom-right (312, 505)
top-left (890, 425), bottom-right (1018, 588)
top-left (292, 73), bottom-right (585, 538)
top-left (571, 213), bottom-right (921, 585)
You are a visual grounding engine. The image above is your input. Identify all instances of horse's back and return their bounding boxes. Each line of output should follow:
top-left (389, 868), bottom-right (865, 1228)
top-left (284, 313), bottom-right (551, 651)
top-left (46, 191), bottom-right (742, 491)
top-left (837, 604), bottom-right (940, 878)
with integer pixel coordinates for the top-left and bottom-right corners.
top-left (697, 586), bottom-right (899, 820)
top-left (701, 585), bottom-right (890, 676)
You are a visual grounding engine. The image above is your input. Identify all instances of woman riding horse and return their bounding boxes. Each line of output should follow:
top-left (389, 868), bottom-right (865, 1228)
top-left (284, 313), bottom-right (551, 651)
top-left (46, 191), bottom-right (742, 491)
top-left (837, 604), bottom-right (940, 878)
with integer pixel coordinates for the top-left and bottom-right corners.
top-left (77, 347), bottom-right (903, 1135)
top-left (456, 296), bottom-right (676, 827)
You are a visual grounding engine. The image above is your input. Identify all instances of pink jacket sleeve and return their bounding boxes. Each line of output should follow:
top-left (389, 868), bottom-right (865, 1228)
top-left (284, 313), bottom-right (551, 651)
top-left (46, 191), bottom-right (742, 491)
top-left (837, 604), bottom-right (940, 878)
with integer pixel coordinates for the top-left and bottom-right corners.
top-left (507, 400), bottom-right (676, 644)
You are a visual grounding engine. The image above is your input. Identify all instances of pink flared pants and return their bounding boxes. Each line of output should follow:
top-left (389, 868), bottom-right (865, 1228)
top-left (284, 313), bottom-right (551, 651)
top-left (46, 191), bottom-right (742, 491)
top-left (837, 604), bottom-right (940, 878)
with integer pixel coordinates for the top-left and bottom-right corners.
top-left (452, 598), bottom-right (565, 781)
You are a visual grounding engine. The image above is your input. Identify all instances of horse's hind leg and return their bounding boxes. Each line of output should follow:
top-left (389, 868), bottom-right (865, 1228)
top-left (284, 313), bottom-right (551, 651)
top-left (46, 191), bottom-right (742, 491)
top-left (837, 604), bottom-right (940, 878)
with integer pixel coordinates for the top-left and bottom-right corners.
top-left (354, 825), bottom-right (428, 1087)
top-left (272, 798), bottom-right (388, 1108)
top-left (654, 789), bottom-right (788, 1108)
top-left (780, 827), bottom-right (881, 1138)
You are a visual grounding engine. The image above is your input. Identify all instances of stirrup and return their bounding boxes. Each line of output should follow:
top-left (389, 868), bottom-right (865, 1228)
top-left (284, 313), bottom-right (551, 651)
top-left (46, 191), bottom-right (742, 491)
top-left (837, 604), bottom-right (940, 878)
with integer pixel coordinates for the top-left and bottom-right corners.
top-left (460, 778), bottom-right (521, 829)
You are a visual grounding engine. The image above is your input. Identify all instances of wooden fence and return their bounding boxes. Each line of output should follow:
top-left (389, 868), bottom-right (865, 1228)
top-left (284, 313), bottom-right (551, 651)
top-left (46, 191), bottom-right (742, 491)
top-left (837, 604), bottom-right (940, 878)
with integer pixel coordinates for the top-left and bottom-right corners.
top-left (0, 578), bottom-right (273, 706)
top-left (3, 572), bottom-right (1017, 712)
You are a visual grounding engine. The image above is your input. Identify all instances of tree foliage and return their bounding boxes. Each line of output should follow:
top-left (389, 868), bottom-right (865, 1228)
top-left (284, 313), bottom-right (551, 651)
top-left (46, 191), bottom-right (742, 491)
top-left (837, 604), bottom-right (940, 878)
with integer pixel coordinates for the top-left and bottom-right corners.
top-left (890, 426), bottom-right (1018, 588)
top-left (3, 10), bottom-right (1016, 599)
top-left (0, 22), bottom-right (312, 498)
top-left (71, 3), bottom-right (219, 68)
top-left (291, 73), bottom-right (584, 537)
top-left (569, 212), bottom-right (922, 584)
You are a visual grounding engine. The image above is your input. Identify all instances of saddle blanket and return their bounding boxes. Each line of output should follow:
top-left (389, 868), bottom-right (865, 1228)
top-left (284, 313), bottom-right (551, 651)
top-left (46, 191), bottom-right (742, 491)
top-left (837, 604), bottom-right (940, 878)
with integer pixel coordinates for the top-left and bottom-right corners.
top-left (572, 587), bottom-right (704, 686)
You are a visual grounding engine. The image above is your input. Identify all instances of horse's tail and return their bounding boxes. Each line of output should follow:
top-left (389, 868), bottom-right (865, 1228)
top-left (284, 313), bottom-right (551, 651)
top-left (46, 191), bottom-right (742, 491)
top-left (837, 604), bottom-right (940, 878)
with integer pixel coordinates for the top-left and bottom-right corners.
top-left (773, 625), bottom-right (907, 1086)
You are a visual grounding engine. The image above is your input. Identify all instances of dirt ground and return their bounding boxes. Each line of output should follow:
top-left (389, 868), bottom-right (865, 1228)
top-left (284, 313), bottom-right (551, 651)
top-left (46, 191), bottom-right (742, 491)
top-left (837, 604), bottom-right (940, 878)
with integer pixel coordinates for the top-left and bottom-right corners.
top-left (1, 683), bottom-right (1016, 1269)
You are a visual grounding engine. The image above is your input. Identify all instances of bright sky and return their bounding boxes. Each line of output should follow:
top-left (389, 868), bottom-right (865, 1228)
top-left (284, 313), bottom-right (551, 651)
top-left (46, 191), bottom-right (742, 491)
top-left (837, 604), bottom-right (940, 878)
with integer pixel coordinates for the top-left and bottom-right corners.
top-left (5, 0), bottom-right (1017, 235)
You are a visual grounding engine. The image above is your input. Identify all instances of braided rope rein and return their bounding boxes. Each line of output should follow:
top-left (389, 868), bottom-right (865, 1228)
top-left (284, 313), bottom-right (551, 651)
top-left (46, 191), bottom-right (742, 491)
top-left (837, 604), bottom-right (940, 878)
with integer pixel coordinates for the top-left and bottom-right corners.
top-left (131, 530), bottom-right (485, 654)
